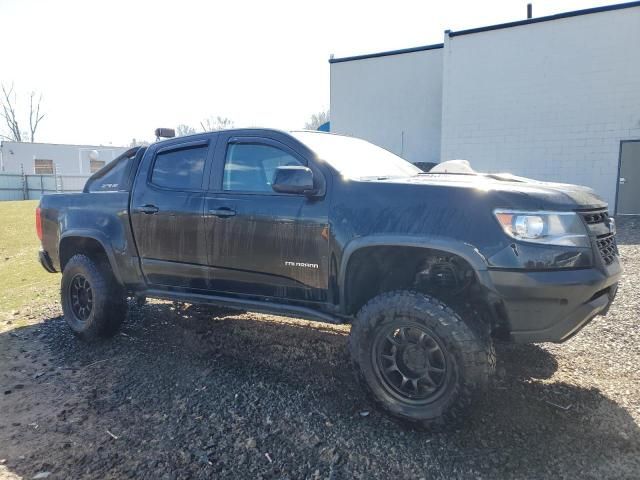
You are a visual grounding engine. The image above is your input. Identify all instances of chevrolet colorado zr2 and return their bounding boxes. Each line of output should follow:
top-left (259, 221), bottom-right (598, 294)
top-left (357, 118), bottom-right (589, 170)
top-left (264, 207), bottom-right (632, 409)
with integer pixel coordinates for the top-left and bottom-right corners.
top-left (36, 128), bottom-right (620, 427)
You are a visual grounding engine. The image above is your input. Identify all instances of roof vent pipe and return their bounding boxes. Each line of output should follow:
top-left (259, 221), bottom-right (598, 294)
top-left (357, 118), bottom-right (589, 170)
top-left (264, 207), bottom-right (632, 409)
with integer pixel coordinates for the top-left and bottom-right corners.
top-left (527, 3), bottom-right (533, 19)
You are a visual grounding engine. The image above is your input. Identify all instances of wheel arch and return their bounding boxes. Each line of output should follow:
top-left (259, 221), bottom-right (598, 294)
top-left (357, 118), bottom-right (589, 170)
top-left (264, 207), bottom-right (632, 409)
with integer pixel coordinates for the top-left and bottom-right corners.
top-left (59, 230), bottom-right (123, 286)
top-left (339, 235), bottom-right (491, 315)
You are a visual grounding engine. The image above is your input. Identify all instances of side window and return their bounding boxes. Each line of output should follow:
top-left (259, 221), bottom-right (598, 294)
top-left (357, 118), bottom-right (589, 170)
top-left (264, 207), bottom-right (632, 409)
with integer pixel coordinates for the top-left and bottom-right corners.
top-left (223, 143), bottom-right (303, 192)
top-left (151, 145), bottom-right (207, 190)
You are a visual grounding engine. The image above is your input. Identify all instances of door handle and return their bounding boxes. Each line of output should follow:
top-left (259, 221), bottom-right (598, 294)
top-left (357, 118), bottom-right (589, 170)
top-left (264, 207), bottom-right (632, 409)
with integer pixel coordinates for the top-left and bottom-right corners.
top-left (619, 177), bottom-right (627, 185)
top-left (208, 207), bottom-right (236, 218)
top-left (134, 204), bottom-right (159, 214)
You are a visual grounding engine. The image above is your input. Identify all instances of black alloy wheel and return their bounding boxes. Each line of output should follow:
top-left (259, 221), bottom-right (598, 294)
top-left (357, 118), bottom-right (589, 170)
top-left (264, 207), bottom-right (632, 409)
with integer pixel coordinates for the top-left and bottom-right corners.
top-left (372, 323), bottom-right (448, 404)
top-left (69, 274), bottom-right (93, 322)
top-left (61, 254), bottom-right (127, 340)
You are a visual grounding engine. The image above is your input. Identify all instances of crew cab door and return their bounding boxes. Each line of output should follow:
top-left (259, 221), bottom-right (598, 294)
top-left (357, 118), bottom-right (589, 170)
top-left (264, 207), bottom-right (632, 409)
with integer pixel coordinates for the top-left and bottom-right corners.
top-left (130, 136), bottom-right (216, 289)
top-left (204, 133), bottom-right (329, 302)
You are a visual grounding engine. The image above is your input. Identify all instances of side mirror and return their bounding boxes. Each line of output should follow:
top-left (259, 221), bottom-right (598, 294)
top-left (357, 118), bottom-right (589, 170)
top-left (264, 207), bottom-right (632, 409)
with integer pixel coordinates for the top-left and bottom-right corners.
top-left (272, 166), bottom-right (316, 195)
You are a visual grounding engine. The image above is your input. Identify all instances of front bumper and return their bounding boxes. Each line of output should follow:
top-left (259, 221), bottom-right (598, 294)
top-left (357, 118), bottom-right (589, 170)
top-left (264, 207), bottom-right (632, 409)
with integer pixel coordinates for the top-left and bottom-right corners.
top-left (486, 260), bottom-right (621, 343)
top-left (38, 249), bottom-right (57, 273)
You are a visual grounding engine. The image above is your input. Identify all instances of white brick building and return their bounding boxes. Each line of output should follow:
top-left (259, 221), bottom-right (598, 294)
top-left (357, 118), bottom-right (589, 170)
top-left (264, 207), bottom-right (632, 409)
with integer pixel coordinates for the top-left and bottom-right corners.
top-left (0, 141), bottom-right (127, 176)
top-left (330, 1), bottom-right (640, 213)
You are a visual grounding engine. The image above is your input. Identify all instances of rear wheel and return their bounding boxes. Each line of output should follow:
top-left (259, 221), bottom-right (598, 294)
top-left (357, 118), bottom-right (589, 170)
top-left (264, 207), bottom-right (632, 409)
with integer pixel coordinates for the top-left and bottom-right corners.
top-left (61, 254), bottom-right (127, 340)
top-left (349, 291), bottom-right (493, 428)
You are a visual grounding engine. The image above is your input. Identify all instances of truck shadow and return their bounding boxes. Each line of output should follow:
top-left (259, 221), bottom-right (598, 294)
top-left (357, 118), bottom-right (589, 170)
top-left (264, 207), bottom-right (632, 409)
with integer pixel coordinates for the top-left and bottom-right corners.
top-left (1, 302), bottom-right (638, 479)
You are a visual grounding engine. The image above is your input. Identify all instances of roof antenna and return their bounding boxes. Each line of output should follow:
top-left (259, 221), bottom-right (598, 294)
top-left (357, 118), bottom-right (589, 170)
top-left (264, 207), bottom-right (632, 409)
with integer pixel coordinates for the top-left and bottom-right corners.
top-left (527, 3), bottom-right (533, 19)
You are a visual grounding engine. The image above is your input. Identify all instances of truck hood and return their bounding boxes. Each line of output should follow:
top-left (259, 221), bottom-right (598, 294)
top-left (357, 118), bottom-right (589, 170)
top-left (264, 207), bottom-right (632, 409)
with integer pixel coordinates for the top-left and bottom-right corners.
top-left (367, 172), bottom-right (608, 211)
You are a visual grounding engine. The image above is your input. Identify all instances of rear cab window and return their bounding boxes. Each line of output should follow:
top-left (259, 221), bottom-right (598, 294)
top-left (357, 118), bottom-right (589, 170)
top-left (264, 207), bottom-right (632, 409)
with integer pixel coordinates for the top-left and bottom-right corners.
top-left (85, 147), bottom-right (144, 193)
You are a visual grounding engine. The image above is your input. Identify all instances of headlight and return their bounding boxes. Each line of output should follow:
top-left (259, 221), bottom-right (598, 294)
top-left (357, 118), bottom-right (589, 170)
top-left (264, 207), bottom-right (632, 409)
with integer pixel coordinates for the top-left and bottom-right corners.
top-left (494, 210), bottom-right (590, 247)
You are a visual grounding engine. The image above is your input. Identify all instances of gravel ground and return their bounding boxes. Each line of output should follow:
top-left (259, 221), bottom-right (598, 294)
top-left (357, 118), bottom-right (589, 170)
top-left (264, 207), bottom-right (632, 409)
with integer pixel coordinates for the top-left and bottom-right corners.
top-left (1, 221), bottom-right (639, 479)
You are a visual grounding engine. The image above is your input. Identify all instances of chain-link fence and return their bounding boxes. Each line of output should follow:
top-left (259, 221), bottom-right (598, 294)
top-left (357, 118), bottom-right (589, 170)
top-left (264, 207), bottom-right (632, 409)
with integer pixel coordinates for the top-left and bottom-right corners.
top-left (0, 172), bottom-right (90, 201)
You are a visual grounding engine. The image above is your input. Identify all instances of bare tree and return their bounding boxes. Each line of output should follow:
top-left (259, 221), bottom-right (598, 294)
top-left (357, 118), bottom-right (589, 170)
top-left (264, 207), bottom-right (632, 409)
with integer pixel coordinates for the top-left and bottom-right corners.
top-left (1, 84), bottom-right (22, 141)
top-left (200, 116), bottom-right (234, 132)
top-left (29, 91), bottom-right (45, 142)
top-left (176, 124), bottom-right (198, 137)
top-left (0, 83), bottom-right (46, 142)
top-left (304, 110), bottom-right (329, 130)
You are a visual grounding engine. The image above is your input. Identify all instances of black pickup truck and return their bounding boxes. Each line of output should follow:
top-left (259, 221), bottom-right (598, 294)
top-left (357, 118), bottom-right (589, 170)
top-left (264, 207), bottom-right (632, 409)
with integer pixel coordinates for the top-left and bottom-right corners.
top-left (37, 128), bottom-right (621, 427)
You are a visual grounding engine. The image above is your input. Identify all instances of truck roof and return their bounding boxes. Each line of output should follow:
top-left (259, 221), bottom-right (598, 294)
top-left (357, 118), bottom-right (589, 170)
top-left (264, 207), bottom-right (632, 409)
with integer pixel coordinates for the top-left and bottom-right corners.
top-left (152, 128), bottom-right (340, 148)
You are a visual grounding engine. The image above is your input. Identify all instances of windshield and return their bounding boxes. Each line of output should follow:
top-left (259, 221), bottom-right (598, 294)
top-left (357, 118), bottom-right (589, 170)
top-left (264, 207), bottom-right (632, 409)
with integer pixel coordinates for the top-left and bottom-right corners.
top-left (291, 131), bottom-right (421, 180)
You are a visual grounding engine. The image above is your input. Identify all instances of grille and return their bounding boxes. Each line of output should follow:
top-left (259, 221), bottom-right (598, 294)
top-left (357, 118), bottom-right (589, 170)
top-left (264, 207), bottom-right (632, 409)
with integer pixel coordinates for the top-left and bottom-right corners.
top-left (597, 234), bottom-right (617, 265)
top-left (582, 210), bottom-right (609, 224)
top-left (579, 209), bottom-right (617, 265)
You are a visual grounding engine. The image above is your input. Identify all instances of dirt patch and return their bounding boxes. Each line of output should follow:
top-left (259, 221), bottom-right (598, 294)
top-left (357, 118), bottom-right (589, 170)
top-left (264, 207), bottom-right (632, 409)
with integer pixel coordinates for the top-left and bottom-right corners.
top-left (1, 235), bottom-right (639, 479)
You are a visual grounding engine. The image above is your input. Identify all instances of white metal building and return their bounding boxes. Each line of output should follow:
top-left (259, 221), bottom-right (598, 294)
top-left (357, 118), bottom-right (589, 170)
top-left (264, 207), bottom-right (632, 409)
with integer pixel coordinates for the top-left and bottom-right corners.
top-left (0, 141), bottom-right (127, 175)
top-left (330, 1), bottom-right (640, 214)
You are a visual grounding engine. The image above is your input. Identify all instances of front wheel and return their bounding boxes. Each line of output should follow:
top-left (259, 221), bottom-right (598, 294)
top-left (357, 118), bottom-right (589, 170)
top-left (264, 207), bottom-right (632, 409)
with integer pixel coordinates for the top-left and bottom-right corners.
top-left (349, 291), bottom-right (493, 428)
top-left (61, 254), bottom-right (127, 340)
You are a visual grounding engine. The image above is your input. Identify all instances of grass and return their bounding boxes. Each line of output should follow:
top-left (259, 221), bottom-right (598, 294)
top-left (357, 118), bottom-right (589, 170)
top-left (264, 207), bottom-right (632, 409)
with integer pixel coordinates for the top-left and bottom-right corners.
top-left (0, 200), bottom-right (59, 323)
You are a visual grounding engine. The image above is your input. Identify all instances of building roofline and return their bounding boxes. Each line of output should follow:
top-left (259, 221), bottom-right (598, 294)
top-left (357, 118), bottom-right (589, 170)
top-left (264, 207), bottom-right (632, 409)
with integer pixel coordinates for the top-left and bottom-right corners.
top-left (328, 1), bottom-right (640, 64)
top-left (0, 140), bottom-right (127, 149)
top-left (448, 1), bottom-right (640, 37)
top-left (329, 43), bottom-right (444, 64)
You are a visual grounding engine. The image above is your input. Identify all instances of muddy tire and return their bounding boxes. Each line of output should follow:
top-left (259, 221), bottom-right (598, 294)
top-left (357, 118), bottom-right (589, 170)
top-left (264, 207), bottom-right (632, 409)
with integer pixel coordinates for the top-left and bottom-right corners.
top-left (349, 291), bottom-right (493, 428)
top-left (61, 254), bottom-right (127, 340)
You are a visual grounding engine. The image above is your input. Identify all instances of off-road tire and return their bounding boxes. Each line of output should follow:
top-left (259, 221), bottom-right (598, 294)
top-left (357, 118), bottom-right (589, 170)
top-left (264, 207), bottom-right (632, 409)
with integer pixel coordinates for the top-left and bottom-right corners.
top-left (349, 290), bottom-right (493, 428)
top-left (61, 254), bottom-right (127, 340)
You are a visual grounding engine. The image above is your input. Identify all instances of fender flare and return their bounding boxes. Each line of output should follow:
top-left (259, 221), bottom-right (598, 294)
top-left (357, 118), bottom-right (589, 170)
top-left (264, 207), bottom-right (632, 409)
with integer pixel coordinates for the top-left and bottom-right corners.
top-left (59, 229), bottom-right (124, 285)
top-left (338, 235), bottom-right (491, 314)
